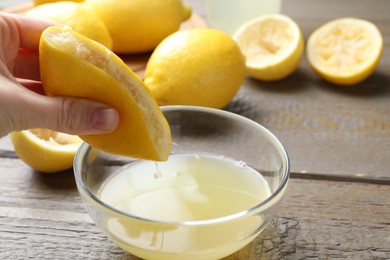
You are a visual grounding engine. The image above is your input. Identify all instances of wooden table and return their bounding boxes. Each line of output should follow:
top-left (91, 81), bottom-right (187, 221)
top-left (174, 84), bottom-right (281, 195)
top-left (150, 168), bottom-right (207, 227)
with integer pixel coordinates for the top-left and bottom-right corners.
top-left (1, 0), bottom-right (389, 259)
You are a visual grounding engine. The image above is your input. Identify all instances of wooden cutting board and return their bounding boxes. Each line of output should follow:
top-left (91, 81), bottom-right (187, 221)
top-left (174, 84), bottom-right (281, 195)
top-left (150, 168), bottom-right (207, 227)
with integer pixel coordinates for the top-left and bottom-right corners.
top-left (3, 2), bottom-right (208, 79)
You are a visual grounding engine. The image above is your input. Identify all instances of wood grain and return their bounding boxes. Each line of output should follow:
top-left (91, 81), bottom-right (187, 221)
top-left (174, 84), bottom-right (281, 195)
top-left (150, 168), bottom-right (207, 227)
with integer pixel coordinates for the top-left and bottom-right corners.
top-left (0, 158), bottom-right (388, 259)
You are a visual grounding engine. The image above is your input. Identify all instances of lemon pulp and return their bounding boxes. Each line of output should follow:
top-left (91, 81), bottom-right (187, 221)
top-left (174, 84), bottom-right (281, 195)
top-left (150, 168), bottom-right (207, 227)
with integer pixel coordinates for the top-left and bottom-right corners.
top-left (307, 18), bottom-right (383, 85)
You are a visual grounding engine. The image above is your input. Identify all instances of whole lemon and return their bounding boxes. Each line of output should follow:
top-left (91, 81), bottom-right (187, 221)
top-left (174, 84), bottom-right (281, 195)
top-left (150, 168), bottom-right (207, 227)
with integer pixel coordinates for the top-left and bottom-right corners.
top-left (84, 0), bottom-right (191, 53)
top-left (26, 2), bottom-right (112, 49)
top-left (144, 28), bottom-right (246, 109)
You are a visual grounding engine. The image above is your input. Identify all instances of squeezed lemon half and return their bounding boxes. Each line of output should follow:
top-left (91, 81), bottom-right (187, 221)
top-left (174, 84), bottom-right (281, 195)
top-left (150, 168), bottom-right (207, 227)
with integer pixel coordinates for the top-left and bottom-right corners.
top-left (39, 26), bottom-right (171, 161)
top-left (307, 17), bottom-right (383, 85)
top-left (233, 14), bottom-right (304, 81)
top-left (11, 129), bottom-right (82, 173)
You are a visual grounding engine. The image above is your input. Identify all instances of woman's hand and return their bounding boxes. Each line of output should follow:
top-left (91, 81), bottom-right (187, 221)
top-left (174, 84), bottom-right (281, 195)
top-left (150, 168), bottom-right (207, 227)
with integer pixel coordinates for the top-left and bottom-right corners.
top-left (0, 13), bottom-right (119, 137)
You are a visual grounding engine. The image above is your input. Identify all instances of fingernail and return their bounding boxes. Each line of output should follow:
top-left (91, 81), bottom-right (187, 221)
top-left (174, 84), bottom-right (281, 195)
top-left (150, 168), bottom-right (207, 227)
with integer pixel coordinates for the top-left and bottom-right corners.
top-left (90, 107), bottom-right (119, 133)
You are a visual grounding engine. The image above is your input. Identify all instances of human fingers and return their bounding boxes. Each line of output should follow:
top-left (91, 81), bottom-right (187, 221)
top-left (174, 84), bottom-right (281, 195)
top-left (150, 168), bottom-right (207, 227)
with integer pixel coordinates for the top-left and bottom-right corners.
top-left (0, 76), bottom-right (120, 137)
top-left (0, 13), bottom-right (56, 82)
top-left (1, 13), bottom-right (56, 51)
top-left (35, 95), bottom-right (120, 135)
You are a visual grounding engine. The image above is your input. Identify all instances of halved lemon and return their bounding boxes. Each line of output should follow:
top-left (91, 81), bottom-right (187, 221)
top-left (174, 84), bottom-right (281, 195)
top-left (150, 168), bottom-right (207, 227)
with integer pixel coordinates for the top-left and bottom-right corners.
top-left (11, 129), bottom-right (82, 173)
top-left (39, 26), bottom-right (171, 161)
top-left (307, 18), bottom-right (383, 85)
top-left (233, 14), bottom-right (304, 81)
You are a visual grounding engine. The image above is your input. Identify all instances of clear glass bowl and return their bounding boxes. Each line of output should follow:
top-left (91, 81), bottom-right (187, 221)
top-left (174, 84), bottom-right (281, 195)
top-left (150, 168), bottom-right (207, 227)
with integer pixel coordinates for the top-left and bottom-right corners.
top-left (74, 105), bottom-right (290, 260)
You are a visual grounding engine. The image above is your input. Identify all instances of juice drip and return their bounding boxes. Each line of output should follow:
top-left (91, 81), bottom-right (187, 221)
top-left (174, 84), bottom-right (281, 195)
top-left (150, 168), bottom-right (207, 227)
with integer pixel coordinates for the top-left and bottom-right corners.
top-left (153, 162), bottom-right (163, 179)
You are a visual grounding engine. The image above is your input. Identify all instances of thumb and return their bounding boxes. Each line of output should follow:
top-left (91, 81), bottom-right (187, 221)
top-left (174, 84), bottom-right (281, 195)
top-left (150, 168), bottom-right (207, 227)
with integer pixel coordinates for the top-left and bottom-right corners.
top-left (13, 89), bottom-right (120, 135)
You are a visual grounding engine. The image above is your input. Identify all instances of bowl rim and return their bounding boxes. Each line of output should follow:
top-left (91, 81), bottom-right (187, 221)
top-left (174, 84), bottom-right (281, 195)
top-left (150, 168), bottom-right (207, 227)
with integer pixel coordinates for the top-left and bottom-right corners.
top-left (73, 105), bottom-right (290, 226)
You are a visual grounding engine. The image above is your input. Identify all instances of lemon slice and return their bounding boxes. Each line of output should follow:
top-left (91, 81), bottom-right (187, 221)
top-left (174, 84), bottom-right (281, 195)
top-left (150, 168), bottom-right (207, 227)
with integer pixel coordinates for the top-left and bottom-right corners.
top-left (39, 26), bottom-right (171, 161)
top-left (11, 129), bottom-right (82, 173)
top-left (233, 14), bottom-right (304, 81)
top-left (307, 18), bottom-right (383, 85)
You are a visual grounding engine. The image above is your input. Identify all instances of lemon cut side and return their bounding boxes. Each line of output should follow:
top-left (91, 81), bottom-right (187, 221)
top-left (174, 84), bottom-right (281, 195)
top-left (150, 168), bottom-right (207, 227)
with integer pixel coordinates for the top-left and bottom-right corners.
top-left (307, 18), bottom-right (383, 85)
top-left (233, 14), bottom-right (304, 81)
top-left (40, 26), bottom-right (171, 161)
top-left (11, 129), bottom-right (82, 173)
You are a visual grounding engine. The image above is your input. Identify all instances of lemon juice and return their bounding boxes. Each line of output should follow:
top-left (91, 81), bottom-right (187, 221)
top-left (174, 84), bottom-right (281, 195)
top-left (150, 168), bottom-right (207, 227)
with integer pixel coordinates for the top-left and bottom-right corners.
top-left (98, 153), bottom-right (272, 259)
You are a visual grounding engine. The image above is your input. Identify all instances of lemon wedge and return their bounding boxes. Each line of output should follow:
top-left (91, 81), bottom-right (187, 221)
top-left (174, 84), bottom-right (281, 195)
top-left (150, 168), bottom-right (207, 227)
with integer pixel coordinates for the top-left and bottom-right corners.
top-left (233, 14), bottom-right (304, 81)
top-left (39, 26), bottom-right (171, 161)
top-left (307, 18), bottom-right (383, 85)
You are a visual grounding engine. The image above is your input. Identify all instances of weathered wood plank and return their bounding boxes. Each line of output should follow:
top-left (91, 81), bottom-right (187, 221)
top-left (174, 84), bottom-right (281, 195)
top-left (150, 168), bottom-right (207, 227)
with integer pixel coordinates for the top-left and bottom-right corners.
top-left (0, 158), bottom-right (388, 259)
top-left (260, 179), bottom-right (390, 259)
top-left (226, 77), bottom-right (390, 178)
top-left (223, 0), bottom-right (390, 178)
